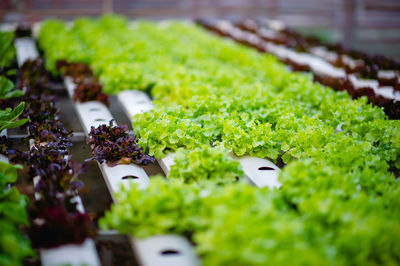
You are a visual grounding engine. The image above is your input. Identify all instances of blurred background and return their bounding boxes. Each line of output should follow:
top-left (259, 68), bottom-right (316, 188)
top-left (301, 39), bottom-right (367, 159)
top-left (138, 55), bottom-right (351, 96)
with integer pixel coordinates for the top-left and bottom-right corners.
top-left (1, 0), bottom-right (399, 60)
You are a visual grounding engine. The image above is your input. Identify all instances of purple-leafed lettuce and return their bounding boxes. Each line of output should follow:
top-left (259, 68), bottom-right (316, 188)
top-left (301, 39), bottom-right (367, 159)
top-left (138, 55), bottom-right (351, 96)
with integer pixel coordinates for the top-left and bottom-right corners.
top-left (0, 135), bottom-right (15, 155)
top-left (28, 199), bottom-right (93, 248)
top-left (55, 60), bottom-right (93, 82)
top-left (87, 120), bottom-right (155, 166)
top-left (18, 58), bottom-right (50, 95)
top-left (73, 81), bottom-right (109, 106)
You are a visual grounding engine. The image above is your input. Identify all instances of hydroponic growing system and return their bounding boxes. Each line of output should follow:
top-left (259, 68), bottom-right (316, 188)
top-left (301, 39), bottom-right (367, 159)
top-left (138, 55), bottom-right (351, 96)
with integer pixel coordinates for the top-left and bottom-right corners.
top-left (0, 15), bottom-right (399, 266)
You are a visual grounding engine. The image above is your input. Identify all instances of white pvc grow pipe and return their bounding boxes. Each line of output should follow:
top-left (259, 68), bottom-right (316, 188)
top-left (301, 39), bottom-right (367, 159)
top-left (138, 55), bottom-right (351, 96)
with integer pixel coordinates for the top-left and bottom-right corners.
top-left (14, 38), bottom-right (39, 66)
top-left (131, 235), bottom-right (200, 266)
top-left (40, 238), bottom-right (100, 266)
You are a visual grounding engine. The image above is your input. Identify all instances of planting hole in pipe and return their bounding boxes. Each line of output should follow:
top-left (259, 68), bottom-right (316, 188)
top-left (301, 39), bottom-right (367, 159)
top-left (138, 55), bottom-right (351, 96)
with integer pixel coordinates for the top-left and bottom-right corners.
top-left (160, 249), bottom-right (180, 256)
top-left (258, 166), bottom-right (275, 171)
top-left (122, 175), bottom-right (139, 180)
top-left (94, 118), bottom-right (106, 122)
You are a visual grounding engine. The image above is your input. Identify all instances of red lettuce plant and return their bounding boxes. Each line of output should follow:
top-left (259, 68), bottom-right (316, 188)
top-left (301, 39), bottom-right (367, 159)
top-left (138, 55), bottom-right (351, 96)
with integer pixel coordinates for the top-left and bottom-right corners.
top-left (17, 58), bottom-right (50, 95)
top-left (56, 60), bottom-right (93, 82)
top-left (28, 200), bottom-right (93, 248)
top-left (16, 56), bottom-right (95, 248)
top-left (87, 120), bottom-right (155, 166)
top-left (73, 81), bottom-right (109, 106)
top-left (56, 59), bottom-right (109, 105)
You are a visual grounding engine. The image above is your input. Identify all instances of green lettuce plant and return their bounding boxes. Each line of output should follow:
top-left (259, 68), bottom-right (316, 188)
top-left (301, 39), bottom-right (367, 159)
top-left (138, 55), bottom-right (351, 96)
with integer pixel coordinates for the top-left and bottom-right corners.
top-left (0, 162), bottom-right (33, 265)
top-left (0, 77), bottom-right (24, 100)
top-left (100, 175), bottom-right (400, 265)
top-left (0, 32), bottom-right (15, 68)
top-left (168, 146), bottom-right (244, 184)
top-left (0, 102), bottom-right (28, 133)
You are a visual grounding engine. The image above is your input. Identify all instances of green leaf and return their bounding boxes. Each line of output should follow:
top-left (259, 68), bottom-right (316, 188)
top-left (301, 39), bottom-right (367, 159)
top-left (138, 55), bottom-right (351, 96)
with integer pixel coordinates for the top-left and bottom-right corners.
top-left (0, 102), bottom-right (28, 132)
top-left (168, 146), bottom-right (244, 184)
top-left (0, 161), bottom-right (22, 187)
top-left (5, 69), bottom-right (17, 76)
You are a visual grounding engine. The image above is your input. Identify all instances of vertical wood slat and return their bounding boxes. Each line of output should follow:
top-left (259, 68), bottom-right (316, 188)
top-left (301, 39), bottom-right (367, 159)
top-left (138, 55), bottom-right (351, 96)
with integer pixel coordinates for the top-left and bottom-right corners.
top-left (102, 0), bottom-right (113, 14)
top-left (342, 0), bottom-right (356, 49)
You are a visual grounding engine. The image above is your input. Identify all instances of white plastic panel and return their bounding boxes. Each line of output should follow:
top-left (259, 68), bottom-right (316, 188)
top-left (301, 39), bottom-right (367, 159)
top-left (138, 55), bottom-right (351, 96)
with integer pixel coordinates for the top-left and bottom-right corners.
top-left (70, 195), bottom-right (85, 214)
top-left (41, 238), bottom-right (100, 266)
top-left (341, 55), bottom-right (363, 70)
top-left (378, 70), bottom-right (398, 80)
top-left (132, 235), bottom-right (200, 266)
top-left (64, 77), bottom-right (77, 95)
top-left (65, 77), bottom-right (116, 131)
top-left (309, 46), bottom-right (338, 63)
top-left (117, 90), bottom-right (153, 117)
top-left (266, 19), bottom-right (286, 31)
top-left (242, 19), bottom-right (258, 31)
top-left (32, 22), bottom-right (42, 39)
top-left (122, 100), bottom-right (154, 117)
top-left (0, 154), bottom-right (7, 163)
top-left (14, 38), bottom-right (39, 66)
top-left (376, 87), bottom-right (400, 101)
top-left (348, 75), bottom-right (400, 101)
top-left (0, 23), bottom-right (17, 32)
top-left (0, 130), bottom-right (9, 163)
top-left (157, 153), bottom-right (176, 176)
top-left (233, 155), bottom-right (281, 188)
top-left (299, 53), bottom-right (346, 79)
top-left (349, 74), bottom-right (379, 90)
top-left (264, 42), bottom-right (346, 79)
top-left (75, 101), bottom-right (115, 131)
top-left (99, 162), bottom-right (149, 200)
top-left (215, 20), bottom-right (234, 33)
top-left (32, 176), bottom-right (42, 201)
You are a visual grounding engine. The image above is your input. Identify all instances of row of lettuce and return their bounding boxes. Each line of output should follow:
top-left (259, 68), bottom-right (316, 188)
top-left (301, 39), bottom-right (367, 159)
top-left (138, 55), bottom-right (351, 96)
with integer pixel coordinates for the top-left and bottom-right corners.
top-left (1, 30), bottom-right (97, 265)
top-left (19, 58), bottom-right (93, 248)
top-left (198, 19), bottom-right (400, 119)
top-left (0, 31), bottom-right (32, 265)
top-left (37, 16), bottom-right (400, 265)
top-left (236, 20), bottom-right (400, 81)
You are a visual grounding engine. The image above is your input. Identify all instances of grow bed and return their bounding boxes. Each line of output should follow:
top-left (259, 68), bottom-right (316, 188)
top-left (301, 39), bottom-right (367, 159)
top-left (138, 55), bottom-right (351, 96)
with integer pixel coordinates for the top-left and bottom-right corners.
top-left (1, 15), bottom-right (400, 266)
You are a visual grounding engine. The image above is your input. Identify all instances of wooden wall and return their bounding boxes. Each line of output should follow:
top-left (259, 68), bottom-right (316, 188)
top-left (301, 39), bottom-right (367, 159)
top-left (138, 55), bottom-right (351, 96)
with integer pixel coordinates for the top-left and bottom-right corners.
top-left (1, 0), bottom-right (399, 60)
